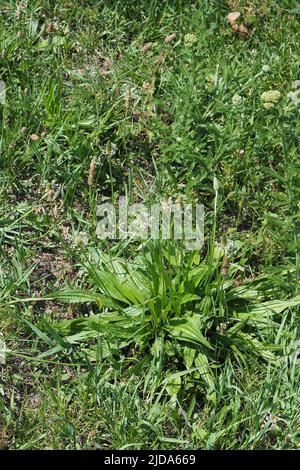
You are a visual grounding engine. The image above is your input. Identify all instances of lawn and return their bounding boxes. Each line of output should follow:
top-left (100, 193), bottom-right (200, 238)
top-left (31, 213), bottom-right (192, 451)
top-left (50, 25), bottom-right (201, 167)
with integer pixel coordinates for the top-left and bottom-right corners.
top-left (0, 0), bottom-right (300, 450)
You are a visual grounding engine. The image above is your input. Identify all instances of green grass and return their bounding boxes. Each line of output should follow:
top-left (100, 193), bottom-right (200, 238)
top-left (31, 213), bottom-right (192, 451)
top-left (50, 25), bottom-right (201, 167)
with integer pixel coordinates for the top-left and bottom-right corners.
top-left (1, 0), bottom-right (300, 450)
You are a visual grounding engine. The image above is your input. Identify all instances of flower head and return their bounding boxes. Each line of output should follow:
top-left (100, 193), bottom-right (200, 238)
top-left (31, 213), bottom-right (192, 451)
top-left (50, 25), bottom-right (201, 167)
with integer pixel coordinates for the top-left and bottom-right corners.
top-left (232, 94), bottom-right (243, 105)
top-left (164, 33), bottom-right (176, 44)
top-left (261, 90), bottom-right (281, 103)
top-left (88, 157), bottom-right (96, 187)
top-left (263, 102), bottom-right (274, 109)
top-left (184, 33), bottom-right (197, 47)
top-left (213, 176), bottom-right (220, 191)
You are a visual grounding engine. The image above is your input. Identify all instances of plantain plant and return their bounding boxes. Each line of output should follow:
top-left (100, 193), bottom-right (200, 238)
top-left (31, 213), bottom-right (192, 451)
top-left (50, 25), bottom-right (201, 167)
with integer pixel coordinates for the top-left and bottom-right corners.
top-left (26, 239), bottom-right (300, 404)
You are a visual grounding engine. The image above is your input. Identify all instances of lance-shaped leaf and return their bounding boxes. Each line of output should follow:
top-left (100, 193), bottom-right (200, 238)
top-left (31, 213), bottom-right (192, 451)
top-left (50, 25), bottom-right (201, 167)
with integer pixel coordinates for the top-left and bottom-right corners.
top-left (167, 315), bottom-right (214, 350)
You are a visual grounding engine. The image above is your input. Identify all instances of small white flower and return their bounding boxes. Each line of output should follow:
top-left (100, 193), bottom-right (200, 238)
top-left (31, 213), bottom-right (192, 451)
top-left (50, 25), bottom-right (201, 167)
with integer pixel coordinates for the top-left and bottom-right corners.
top-left (262, 65), bottom-right (270, 73)
top-left (232, 94), bottom-right (243, 106)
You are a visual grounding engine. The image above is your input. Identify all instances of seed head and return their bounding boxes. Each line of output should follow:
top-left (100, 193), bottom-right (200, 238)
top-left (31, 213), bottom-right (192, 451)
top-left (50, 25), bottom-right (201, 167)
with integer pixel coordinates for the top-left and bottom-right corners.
top-left (164, 33), bottom-right (176, 44)
top-left (88, 157), bottom-right (96, 187)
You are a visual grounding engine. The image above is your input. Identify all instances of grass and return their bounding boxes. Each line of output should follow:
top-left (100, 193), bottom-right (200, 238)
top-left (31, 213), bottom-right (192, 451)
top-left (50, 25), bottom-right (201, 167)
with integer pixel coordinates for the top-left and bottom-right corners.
top-left (1, 0), bottom-right (300, 450)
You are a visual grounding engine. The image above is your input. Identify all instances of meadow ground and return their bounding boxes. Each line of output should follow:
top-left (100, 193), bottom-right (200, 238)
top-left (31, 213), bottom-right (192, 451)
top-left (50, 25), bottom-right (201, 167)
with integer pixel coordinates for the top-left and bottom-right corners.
top-left (0, 0), bottom-right (300, 450)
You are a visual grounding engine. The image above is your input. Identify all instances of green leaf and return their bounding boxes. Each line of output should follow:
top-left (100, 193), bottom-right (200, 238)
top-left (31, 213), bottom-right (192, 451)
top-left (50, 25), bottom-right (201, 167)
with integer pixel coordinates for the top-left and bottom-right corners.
top-left (168, 315), bottom-right (214, 350)
top-left (166, 374), bottom-right (181, 397)
top-left (45, 290), bottom-right (114, 307)
top-left (195, 353), bottom-right (216, 403)
top-left (180, 294), bottom-right (201, 305)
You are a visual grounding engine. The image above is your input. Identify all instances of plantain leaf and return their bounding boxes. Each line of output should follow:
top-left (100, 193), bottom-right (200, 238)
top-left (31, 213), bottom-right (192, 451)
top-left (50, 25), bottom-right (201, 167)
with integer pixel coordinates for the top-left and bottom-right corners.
top-left (45, 289), bottom-right (115, 307)
top-left (168, 315), bottom-right (214, 350)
